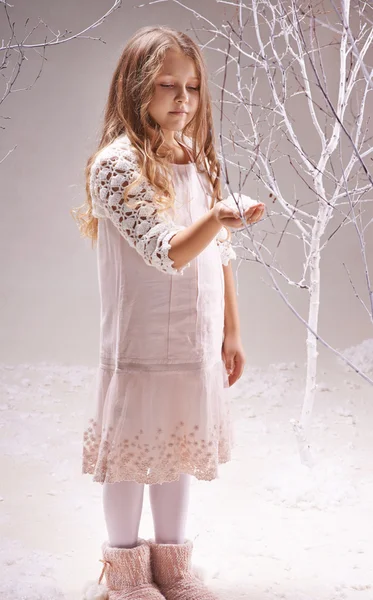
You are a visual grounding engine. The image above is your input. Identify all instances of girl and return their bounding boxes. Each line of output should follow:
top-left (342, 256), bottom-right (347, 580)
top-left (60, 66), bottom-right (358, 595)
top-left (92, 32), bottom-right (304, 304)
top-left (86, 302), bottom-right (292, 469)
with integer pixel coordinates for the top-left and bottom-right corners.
top-left (73, 25), bottom-right (265, 600)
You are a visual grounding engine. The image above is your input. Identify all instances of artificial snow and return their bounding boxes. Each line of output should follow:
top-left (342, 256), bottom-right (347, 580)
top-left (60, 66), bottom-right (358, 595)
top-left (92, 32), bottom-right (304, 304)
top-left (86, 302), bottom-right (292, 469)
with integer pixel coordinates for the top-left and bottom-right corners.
top-left (0, 340), bottom-right (372, 599)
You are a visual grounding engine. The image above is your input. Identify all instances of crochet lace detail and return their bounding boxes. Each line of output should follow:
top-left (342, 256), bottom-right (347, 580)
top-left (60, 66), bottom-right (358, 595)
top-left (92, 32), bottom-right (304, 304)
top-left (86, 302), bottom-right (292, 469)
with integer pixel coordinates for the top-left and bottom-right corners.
top-left (90, 138), bottom-right (190, 275)
top-left (90, 134), bottom-right (236, 270)
top-left (216, 228), bottom-right (237, 266)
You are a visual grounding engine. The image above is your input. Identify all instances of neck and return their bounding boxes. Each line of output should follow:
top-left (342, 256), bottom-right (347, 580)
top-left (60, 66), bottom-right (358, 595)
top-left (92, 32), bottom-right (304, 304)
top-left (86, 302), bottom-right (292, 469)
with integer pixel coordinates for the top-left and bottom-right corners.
top-left (162, 130), bottom-right (178, 146)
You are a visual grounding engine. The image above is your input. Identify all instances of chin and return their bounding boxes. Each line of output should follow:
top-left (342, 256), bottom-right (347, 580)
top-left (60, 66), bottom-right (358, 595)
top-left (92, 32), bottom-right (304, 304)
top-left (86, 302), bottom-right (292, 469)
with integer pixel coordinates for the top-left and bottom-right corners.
top-left (163, 123), bottom-right (184, 132)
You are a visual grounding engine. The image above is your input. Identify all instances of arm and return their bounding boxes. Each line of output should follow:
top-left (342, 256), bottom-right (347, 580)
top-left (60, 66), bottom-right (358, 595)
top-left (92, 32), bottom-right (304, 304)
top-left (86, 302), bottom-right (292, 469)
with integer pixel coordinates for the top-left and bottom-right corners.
top-left (222, 261), bottom-right (246, 386)
top-left (168, 210), bottom-right (223, 271)
top-left (91, 146), bottom-right (222, 274)
top-left (222, 262), bottom-right (241, 335)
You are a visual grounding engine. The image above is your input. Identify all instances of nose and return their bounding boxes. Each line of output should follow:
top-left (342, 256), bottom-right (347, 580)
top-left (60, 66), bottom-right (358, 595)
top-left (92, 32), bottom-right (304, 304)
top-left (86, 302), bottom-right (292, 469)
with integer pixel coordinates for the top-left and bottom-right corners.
top-left (175, 86), bottom-right (188, 103)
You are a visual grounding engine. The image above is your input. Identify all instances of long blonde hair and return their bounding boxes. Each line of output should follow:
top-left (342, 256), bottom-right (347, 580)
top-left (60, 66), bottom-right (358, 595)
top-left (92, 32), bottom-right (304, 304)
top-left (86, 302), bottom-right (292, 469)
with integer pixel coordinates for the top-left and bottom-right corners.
top-left (71, 25), bottom-right (228, 246)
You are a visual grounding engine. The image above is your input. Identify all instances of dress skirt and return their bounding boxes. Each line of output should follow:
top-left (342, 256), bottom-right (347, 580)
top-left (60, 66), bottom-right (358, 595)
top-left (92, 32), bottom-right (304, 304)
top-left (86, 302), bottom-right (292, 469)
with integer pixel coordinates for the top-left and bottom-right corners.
top-left (82, 358), bottom-right (233, 484)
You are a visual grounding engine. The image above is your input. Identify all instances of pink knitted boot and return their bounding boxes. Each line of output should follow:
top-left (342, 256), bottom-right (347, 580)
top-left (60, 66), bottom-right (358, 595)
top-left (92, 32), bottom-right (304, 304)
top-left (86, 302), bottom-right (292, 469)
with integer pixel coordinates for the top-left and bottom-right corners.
top-left (148, 539), bottom-right (218, 600)
top-left (83, 538), bottom-right (166, 599)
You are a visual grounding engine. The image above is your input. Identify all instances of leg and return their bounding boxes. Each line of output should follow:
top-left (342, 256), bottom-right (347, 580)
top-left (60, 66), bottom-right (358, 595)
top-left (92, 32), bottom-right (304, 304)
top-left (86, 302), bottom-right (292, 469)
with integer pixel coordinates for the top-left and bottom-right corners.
top-left (148, 474), bottom-right (218, 598)
top-left (149, 473), bottom-right (192, 544)
top-left (102, 479), bottom-right (145, 548)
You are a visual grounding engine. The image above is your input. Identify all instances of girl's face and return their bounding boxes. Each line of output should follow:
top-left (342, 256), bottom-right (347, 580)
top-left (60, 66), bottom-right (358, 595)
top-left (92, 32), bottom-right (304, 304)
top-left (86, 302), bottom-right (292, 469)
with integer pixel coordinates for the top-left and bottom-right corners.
top-left (148, 48), bottom-right (200, 142)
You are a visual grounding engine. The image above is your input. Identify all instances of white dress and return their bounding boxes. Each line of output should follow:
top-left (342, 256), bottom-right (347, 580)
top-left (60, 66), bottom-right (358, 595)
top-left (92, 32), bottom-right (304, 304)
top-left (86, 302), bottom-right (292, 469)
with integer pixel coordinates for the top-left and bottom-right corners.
top-left (82, 133), bottom-right (237, 485)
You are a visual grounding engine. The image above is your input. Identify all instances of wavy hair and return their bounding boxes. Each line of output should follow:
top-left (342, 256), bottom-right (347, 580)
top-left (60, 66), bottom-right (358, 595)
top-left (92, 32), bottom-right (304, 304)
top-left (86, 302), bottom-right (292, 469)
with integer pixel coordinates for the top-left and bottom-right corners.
top-left (71, 25), bottom-right (229, 246)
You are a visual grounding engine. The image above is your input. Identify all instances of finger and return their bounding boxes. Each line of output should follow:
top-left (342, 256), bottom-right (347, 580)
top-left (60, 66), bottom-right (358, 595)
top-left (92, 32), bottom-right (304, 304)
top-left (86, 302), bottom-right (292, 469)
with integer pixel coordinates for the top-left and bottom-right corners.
top-left (249, 207), bottom-right (265, 223)
top-left (244, 206), bottom-right (258, 216)
top-left (250, 205), bottom-right (263, 215)
top-left (228, 358), bottom-right (240, 386)
top-left (231, 356), bottom-right (245, 385)
top-left (229, 370), bottom-right (240, 386)
top-left (245, 203), bottom-right (264, 213)
top-left (225, 356), bottom-right (235, 375)
top-left (243, 206), bottom-right (263, 224)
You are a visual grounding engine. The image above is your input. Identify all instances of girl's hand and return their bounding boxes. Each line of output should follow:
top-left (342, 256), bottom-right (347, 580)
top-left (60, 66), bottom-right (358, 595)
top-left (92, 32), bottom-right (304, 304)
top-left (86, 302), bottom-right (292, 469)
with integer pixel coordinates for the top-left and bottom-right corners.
top-left (222, 332), bottom-right (246, 387)
top-left (213, 201), bottom-right (265, 230)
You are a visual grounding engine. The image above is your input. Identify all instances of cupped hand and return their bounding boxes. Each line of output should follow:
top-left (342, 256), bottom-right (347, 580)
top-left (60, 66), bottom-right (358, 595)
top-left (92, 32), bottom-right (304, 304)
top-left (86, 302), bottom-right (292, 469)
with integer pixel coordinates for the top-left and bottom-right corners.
top-left (213, 201), bottom-right (265, 230)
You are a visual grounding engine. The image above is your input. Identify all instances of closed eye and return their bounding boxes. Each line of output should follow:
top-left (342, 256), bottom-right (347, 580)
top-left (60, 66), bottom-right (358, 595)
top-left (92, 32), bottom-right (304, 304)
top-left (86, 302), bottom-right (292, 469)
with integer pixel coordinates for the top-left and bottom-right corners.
top-left (160, 84), bottom-right (199, 90)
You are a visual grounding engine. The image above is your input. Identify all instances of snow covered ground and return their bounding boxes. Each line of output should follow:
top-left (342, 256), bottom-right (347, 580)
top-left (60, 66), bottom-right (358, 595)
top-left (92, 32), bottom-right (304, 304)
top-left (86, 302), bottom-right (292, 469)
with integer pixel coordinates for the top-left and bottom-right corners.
top-left (0, 340), bottom-right (372, 600)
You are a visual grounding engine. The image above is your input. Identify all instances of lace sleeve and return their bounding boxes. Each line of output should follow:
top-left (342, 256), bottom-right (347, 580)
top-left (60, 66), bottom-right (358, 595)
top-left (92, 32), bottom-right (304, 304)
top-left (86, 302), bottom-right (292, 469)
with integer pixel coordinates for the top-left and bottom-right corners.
top-left (216, 228), bottom-right (237, 266)
top-left (90, 145), bottom-right (191, 276)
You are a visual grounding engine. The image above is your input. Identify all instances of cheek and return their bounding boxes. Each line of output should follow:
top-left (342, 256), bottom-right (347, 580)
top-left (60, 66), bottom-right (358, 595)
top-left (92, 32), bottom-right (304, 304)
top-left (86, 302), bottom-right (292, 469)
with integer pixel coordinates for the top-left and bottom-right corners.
top-left (191, 97), bottom-right (200, 112)
top-left (150, 90), bottom-right (168, 108)
top-left (148, 101), bottom-right (159, 117)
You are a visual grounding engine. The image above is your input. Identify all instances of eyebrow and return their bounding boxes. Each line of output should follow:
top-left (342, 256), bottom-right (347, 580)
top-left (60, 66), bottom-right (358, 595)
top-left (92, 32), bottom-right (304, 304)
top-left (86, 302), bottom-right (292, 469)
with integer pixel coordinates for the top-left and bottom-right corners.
top-left (159, 74), bottom-right (200, 80)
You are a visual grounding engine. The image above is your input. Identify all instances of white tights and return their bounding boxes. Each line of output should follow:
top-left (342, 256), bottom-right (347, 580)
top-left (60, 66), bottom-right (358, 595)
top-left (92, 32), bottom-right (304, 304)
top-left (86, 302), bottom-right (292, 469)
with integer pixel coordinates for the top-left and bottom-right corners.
top-left (102, 473), bottom-right (192, 548)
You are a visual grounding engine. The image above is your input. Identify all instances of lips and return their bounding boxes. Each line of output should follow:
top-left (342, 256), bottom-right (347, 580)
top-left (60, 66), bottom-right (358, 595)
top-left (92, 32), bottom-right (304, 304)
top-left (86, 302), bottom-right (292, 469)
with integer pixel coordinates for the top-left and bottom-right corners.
top-left (169, 111), bottom-right (187, 114)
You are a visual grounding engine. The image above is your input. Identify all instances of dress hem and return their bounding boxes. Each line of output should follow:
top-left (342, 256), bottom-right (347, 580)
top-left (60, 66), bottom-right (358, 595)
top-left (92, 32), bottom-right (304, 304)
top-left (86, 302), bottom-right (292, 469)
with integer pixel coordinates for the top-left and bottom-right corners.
top-left (82, 452), bottom-right (232, 485)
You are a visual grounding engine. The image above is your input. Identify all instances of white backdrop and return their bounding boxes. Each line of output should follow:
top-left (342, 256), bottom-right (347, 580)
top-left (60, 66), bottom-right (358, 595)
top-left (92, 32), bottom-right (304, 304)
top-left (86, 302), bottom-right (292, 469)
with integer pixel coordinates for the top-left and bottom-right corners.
top-left (0, 0), bottom-right (372, 370)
